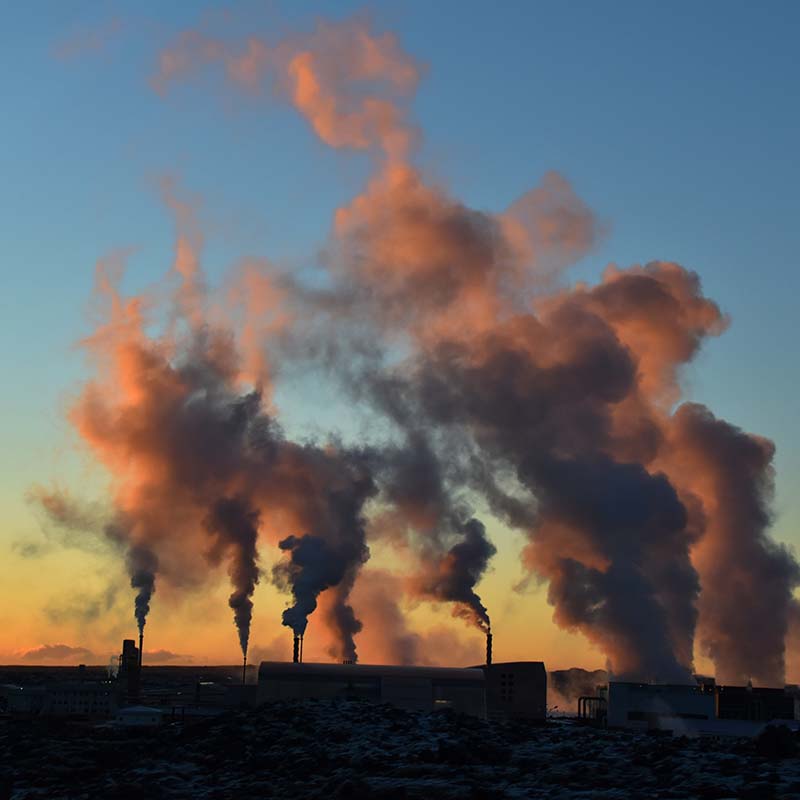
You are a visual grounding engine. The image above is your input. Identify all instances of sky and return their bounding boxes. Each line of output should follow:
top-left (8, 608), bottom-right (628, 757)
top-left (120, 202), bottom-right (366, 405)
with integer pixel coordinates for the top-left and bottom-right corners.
top-left (1, 1), bottom-right (799, 673)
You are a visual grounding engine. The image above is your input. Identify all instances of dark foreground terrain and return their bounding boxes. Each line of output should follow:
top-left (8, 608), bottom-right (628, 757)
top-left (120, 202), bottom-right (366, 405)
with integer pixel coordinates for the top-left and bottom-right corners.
top-left (3, 700), bottom-right (800, 800)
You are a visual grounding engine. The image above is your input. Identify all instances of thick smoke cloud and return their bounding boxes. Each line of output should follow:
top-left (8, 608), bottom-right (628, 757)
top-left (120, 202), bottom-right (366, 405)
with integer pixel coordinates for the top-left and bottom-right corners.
top-left (56, 174), bottom-right (378, 662)
top-left (272, 452), bottom-right (374, 661)
top-left (661, 404), bottom-right (800, 685)
top-left (38, 14), bottom-right (798, 681)
top-left (412, 518), bottom-right (496, 633)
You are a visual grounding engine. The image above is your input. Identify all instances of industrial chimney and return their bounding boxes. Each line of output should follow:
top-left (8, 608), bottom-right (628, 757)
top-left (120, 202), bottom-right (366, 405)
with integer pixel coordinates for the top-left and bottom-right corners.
top-left (242, 653), bottom-right (247, 686)
top-left (486, 630), bottom-right (493, 667)
top-left (299, 633), bottom-right (304, 663)
top-left (293, 634), bottom-right (300, 663)
top-left (138, 631), bottom-right (144, 668)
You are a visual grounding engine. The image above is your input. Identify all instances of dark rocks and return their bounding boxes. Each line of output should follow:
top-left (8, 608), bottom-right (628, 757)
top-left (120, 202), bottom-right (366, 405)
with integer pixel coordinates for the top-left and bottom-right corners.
top-left (755, 724), bottom-right (798, 759)
top-left (4, 704), bottom-right (800, 799)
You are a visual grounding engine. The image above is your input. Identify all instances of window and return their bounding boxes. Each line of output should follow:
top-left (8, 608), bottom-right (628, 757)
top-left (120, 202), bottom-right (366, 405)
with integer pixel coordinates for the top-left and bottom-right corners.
top-left (500, 673), bottom-right (515, 704)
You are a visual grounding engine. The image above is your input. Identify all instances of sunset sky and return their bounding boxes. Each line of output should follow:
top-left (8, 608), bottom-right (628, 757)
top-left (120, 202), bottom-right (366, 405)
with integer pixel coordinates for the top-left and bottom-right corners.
top-left (1, 1), bottom-right (799, 676)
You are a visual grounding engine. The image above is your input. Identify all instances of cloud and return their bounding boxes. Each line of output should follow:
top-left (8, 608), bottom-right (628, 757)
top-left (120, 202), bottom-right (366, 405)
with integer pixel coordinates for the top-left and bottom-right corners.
top-left (21, 644), bottom-right (96, 663)
top-left (143, 649), bottom-right (193, 664)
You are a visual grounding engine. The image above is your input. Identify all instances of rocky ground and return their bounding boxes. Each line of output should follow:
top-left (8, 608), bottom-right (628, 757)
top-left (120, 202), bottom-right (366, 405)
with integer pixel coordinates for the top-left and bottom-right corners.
top-left (3, 700), bottom-right (800, 799)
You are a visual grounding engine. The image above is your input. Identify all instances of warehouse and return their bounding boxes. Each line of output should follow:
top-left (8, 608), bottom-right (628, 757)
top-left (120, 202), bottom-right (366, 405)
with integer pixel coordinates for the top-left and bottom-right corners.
top-left (606, 681), bottom-right (716, 731)
top-left (258, 662), bottom-right (487, 717)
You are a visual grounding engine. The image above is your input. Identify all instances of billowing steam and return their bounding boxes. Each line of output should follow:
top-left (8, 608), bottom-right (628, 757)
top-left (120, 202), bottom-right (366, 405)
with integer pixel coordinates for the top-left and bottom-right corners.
top-left (36, 14), bottom-right (798, 681)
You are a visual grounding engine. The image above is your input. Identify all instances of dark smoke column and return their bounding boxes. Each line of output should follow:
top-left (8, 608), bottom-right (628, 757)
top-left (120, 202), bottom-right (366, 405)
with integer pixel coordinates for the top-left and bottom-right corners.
top-left (414, 518), bottom-right (496, 634)
top-left (205, 497), bottom-right (261, 663)
top-left (129, 546), bottom-right (157, 667)
top-left (274, 533), bottom-right (369, 662)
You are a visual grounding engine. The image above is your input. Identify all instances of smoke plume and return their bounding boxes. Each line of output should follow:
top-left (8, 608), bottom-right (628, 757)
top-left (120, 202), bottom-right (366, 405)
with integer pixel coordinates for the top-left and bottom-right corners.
top-left (660, 404), bottom-right (800, 685)
top-left (412, 518), bottom-right (496, 633)
top-left (205, 497), bottom-right (261, 657)
top-left (38, 14), bottom-right (797, 681)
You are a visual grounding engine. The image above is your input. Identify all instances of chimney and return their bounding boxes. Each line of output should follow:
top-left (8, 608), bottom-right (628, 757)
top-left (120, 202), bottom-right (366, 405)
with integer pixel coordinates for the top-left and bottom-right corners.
top-left (138, 631), bottom-right (144, 669)
top-left (293, 634), bottom-right (300, 663)
top-left (486, 630), bottom-right (493, 667)
top-left (242, 653), bottom-right (247, 686)
top-left (299, 633), bottom-right (304, 664)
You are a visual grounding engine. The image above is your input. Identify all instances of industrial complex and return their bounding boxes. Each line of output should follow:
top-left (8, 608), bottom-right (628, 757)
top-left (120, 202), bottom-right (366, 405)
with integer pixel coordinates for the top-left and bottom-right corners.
top-left (2, 630), bottom-right (799, 740)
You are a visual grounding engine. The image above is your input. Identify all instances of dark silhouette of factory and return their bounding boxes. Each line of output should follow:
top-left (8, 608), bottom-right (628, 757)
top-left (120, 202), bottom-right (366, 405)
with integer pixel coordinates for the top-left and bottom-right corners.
top-left (262, 630), bottom-right (548, 720)
top-left (3, 629), bottom-right (800, 738)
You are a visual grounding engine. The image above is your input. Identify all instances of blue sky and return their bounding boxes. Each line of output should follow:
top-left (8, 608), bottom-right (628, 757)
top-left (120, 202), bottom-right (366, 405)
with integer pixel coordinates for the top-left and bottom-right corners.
top-left (1, 1), bottom-right (799, 659)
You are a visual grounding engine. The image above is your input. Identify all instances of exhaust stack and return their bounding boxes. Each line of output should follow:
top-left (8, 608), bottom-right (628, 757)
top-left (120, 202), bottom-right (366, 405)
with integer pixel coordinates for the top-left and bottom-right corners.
top-left (486, 630), bottom-right (492, 667)
top-left (242, 653), bottom-right (247, 686)
top-left (138, 631), bottom-right (144, 668)
top-left (293, 634), bottom-right (300, 663)
top-left (299, 633), bottom-right (304, 663)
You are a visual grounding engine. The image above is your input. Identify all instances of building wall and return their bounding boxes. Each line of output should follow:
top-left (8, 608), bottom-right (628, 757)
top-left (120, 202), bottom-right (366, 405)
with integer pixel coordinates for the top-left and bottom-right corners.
top-left (258, 662), bottom-right (486, 717)
top-left (717, 686), bottom-right (796, 721)
top-left (43, 683), bottom-right (118, 718)
top-left (607, 682), bottom-right (715, 731)
top-left (485, 662), bottom-right (547, 721)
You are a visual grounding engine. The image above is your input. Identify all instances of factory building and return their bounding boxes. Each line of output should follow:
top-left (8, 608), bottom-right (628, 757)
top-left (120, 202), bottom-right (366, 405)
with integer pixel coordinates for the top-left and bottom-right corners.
top-left (598, 681), bottom-right (799, 736)
top-left (484, 662), bottom-right (547, 721)
top-left (0, 684), bottom-right (43, 716)
top-left (258, 659), bottom-right (547, 720)
top-left (42, 682), bottom-right (118, 718)
top-left (1, 680), bottom-right (118, 719)
top-left (259, 662), bottom-right (487, 716)
top-left (605, 682), bottom-right (716, 731)
top-left (716, 685), bottom-right (796, 722)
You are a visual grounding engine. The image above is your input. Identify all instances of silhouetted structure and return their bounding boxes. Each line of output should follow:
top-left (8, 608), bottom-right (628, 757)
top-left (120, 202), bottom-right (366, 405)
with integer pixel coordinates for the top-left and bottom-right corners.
top-left (607, 682), bottom-right (716, 730)
top-left (483, 662), bottom-right (547, 721)
top-left (717, 685), bottom-right (795, 721)
top-left (258, 662), bottom-right (487, 716)
top-left (118, 639), bottom-right (141, 703)
top-left (578, 694), bottom-right (607, 723)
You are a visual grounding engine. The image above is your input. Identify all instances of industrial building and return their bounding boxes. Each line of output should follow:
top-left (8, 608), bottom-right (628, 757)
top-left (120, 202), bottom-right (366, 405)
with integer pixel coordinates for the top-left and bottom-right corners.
top-left (258, 662), bottom-right (487, 716)
top-left (605, 682), bottom-right (716, 731)
top-left (584, 680), bottom-right (800, 737)
top-left (484, 661), bottom-right (547, 720)
top-left (716, 685), bottom-right (796, 722)
top-left (257, 659), bottom-right (547, 720)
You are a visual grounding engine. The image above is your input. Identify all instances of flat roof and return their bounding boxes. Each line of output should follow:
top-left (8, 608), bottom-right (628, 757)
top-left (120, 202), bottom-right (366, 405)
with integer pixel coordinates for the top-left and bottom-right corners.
top-left (258, 662), bottom-right (485, 682)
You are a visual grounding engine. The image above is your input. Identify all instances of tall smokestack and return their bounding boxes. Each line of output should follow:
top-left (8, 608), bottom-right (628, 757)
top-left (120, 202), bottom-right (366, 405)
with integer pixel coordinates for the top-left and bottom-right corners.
top-left (293, 634), bottom-right (299, 663)
top-left (486, 630), bottom-right (492, 666)
top-left (242, 653), bottom-right (247, 686)
top-left (299, 633), bottom-right (304, 663)
top-left (138, 630), bottom-right (143, 668)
